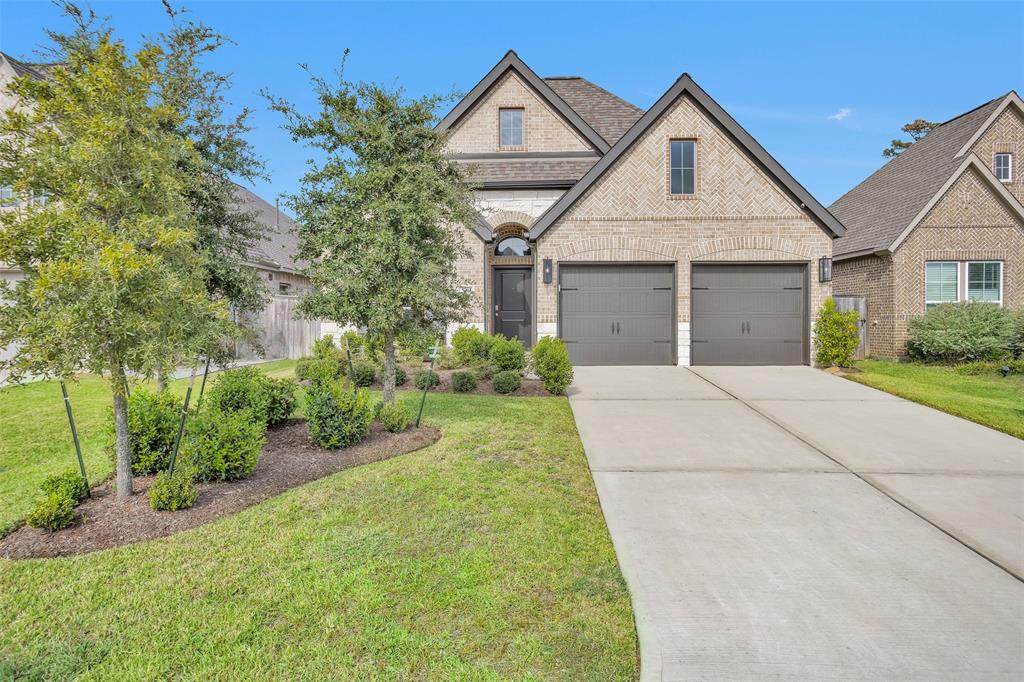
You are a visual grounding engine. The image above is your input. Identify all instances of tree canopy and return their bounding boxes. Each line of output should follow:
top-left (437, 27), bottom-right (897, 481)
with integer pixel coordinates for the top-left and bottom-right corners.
top-left (882, 118), bottom-right (939, 157)
top-left (266, 52), bottom-right (477, 402)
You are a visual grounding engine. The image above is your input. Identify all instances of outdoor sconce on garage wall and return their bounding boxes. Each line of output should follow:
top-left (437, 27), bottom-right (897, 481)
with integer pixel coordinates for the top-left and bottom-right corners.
top-left (819, 256), bottom-right (832, 283)
top-left (543, 258), bottom-right (553, 284)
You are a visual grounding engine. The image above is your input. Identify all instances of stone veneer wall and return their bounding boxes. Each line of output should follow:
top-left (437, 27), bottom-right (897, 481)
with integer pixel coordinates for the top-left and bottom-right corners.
top-left (446, 72), bottom-right (592, 154)
top-left (533, 94), bottom-right (834, 365)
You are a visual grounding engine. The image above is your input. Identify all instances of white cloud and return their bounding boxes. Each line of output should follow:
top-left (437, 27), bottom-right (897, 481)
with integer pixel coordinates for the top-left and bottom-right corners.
top-left (828, 107), bottom-right (853, 122)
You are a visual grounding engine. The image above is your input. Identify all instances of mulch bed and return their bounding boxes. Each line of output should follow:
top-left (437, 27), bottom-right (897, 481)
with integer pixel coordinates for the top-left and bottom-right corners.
top-left (0, 420), bottom-right (441, 560)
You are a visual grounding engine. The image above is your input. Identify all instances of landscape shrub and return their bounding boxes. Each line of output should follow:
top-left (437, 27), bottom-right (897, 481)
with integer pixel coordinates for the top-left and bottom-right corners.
top-left (296, 356), bottom-right (341, 385)
top-left (205, 367), bottom-right (273, 425)
top-left (451, 370), bottom-right (477, 393)
top-left (112, 388), bottom-right (181, 475)
top-left (184, 408), bottom-right (266, 482)
top-left (414, 368), bottom-right (440, 390)
top-left (954, 358), bottom-right (1024, 376)
top-left (149, 466), bottom-right (199, 511)
top-left (488, 336), bottom-right (526, 373)
top-left (813, 298), bottom-right (861, 367)
top-left (435, 346), bottom-right (462, 370)
top-left (378, 401), bottom-right (409, 433)
top-left (531, 337), bottom-right (574, 395)
top-left (1011, 308), bottom-right (1024, 359)
top-left (312, 334), bottom-right (340, 359)
top-left (378, 365), bottom-right (407, 387)
top-left (264, 378), bottom-right (298, 426)
top-left (492, 370), bottom-right (522, 394)
top-left (473, 362), bottom-right (496, 381)
top-left (39, 470), bottom-right (88, 503)
top-left (906, 302), bottom-right (1015, 362)
top-left (451, 327), bottom-right (494, 365)
top-left (398, 325), bottom-right (442, 363)
top-left (349, 360), bottom-right (377, 387)
top-left (305, 383), bottom-right (374, 449)
top-left (26, 491), bottom-right (75, 531)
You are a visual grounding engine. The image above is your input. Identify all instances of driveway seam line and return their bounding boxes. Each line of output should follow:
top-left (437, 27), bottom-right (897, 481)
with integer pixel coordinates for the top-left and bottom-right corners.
top-left (685, 368), bottom-right (1024, 584)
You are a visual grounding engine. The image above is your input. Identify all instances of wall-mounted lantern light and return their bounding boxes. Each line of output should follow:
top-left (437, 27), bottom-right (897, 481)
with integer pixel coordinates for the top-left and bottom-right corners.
top-left (543, 258), bottom-right (553, 284)
top-left (819, 256), bottom-right (832, 283)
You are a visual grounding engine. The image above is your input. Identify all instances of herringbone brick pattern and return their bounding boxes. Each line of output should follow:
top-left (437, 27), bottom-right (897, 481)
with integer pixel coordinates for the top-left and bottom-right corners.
top-left (920, 166), bottom-right (1018, 227)
top-left (447, 72), bottom-right (592, 154)
top-left (564, 95), bottom-right (804, 221)
top-left (969, 106), bottom-right (1024, 203)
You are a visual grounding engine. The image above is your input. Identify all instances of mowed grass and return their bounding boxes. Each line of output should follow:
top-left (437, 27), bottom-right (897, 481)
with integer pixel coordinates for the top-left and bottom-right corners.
top-left (848, 360), bottom-right (1024, 439)
top-left (0, 373), bottom-right (638, 679)
top-left (0, 360), bottom-right (299, 535)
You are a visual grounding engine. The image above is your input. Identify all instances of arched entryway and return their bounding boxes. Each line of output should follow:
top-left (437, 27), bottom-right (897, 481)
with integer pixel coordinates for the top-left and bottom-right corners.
top-left (491, 224), bottom-right (534, 346)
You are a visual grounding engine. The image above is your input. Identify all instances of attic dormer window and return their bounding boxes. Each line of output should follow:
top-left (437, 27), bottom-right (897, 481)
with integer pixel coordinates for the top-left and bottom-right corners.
top-left (670, 140), bottom-right (696, 195)
top-left (499, 108), bottom-right (523, 147)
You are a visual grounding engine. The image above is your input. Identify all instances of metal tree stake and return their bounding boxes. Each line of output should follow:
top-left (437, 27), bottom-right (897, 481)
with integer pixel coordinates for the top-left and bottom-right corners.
top-left (168, 363), bottom-right (199, 475)
top-left (196, 356), bottom-right (212, 410)
top-left (416, 344), bottom-right (439, 428)
top-left (59, 381), bottom-right (90, 497)
top-left (344, 336), bottom-right (356, 392)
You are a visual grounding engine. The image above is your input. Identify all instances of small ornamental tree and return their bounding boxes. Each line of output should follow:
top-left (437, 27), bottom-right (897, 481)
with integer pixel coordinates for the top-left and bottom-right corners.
top-left (0, 7), bottom-right (228, 497)
top-left (266, 51), bottom-right (475, 403)
top-left (813, 298), bottom-right (861, 367)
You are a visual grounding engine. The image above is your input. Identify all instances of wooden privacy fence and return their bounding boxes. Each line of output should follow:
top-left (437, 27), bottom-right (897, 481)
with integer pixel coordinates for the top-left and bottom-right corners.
top-left (833, 295), bottom-right (868, 360)
top-left (235, 295), bottom-right (321, 360)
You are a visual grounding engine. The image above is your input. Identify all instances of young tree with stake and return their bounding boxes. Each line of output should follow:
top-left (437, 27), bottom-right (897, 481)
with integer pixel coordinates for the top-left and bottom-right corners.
top-left (0, 7), bottom-right (228, 497)
top-left (266, 52), bottom-right (476, 403)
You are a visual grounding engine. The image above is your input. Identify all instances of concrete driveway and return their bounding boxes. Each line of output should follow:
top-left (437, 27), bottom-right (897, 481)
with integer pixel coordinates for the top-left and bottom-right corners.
top-left (570, 365), bottom-right (1024, 682)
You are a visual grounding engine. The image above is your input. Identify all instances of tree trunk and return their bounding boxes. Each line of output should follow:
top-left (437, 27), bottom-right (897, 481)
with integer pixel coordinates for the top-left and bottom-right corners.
top-left (156, 370), bottom-right (166, 392)
top-left (112, 366), bottom-right (133, 497)
top-left (382, 330), bottom-right (397, 404)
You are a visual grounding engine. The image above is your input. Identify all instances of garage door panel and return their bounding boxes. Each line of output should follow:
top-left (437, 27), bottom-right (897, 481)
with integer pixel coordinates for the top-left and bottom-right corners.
top-left (560, 264), bottom-right (675, 366)
top-left (691, 264), bottom-right (807, 366)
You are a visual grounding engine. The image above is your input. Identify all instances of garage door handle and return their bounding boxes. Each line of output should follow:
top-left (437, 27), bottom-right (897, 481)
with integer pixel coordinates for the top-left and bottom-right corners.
top-left (616, 322), bottom-right (621, 334)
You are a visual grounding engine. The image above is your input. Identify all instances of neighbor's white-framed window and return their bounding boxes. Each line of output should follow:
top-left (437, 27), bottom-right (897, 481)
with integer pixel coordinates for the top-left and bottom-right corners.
top-left (669, 139), bottom-right (696, 195)
top-left (499, 108), bottom-right (524, 147)
top-left (966, 261), bottom-right (1002, 305)
top-left (994, 153), bottom-right (1013, 182)
top-left (925, 261), bottom-right (959, 310)
top-left (925, 260), bottom-right (1003, 310)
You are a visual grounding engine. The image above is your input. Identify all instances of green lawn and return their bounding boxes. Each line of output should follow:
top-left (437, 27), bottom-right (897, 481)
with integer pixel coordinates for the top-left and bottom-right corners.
top-left (0, 369), bottom-right (637, 680)
top-left (847, 360), bottom-right (1024, 440)
top-left (0, 359), bottom-right (299, 535)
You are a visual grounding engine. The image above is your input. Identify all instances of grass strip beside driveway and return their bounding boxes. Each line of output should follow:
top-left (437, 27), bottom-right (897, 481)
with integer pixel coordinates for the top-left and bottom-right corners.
top-left (847, 360), bottom-right (1024, 440)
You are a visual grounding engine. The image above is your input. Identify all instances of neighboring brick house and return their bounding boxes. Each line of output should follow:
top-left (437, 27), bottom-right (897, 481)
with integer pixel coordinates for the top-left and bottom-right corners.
top-left (830, 92), bottom-right (1024, 358)
top-left (441, 51), bottom-right (843, 366)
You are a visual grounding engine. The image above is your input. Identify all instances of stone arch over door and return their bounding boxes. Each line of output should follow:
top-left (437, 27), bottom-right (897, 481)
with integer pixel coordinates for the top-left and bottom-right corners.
top-left (484, 210), bottom-right (536, 235)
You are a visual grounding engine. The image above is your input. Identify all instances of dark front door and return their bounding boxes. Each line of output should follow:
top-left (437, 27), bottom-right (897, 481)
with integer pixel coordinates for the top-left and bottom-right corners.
top-left (493, 268), bottom-right (532, 346)
top-left (559, 264), bottom-right (676, 365)
top-left (690, 263), bottom-right (808, 365)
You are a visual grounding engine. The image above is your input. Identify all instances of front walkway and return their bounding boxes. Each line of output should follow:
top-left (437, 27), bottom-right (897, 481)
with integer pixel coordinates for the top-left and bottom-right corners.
top-left (569, 365), bottom-right (1024, 682)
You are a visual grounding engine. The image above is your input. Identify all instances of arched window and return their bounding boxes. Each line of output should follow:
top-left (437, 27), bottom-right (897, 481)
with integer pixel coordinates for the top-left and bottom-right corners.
top-left (495, 236), bottom-right (531, 257)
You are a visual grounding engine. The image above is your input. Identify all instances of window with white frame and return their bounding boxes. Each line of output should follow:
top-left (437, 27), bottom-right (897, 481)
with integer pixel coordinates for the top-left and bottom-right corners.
top-left (994, 153), bottom-right (1013, 182)
top-left (925, 260), bottom-right (1003, 310)
top-left (967, 261), bottom-right (1002, 304)
top-left (670, 140), bottom-right (696, 195)
top-left (499, 108), bottom-right (523, 147)
top-left (925, 261), bottom-right (959, 310)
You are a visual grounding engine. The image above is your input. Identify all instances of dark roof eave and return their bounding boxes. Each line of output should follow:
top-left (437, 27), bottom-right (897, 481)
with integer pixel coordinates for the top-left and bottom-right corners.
top-left (528, 74), bottom-right (846, 241)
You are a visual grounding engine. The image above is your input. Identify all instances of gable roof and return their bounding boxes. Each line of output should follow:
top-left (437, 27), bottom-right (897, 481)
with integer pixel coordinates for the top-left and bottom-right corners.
top-left (544, 76), bottom-right (644, 145)
top-left (232, 184), bottom-right (306, 273)
top-left (830, 92), bottom-right (1021, 258)
top-left (528, 73), bottom-right (845, 240)
top-left (437, 50), bottom-right (611, 154)
top-left (0, 52), bottom-right (58, 81)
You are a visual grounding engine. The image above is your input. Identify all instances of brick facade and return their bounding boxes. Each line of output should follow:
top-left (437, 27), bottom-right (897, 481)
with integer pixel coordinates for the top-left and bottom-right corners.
top-left (535, 94), bottom-right (834, 365)
top-left (446, 72), bottom-right (593, 155)
top-left (969, 106), bottom-right (1024, 203)
top-left (834, 164), bottom-right (1024, 358)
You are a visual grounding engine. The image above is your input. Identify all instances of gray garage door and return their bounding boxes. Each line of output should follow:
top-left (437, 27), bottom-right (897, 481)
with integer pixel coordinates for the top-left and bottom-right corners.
top-left (691, 263), bottom-right (808, 366)
top-left (560, 264), bottom-right (675, 365)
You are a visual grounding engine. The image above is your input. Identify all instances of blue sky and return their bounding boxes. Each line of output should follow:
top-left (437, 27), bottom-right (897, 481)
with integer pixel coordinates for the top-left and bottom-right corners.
top-left (2, 1), bottom-right (1021, 207)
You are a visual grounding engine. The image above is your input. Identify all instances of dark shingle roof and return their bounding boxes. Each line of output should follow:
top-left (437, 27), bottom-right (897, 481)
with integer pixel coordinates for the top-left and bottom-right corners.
top-left (1, 52), bottom-right (58, 81)
top-left (457, 157), bottom-right (597, 185)
top-left (544, 77), bottom-right (644, 145)
top-left (829, 97), bottom-right (1004, 257)
top-left (232, 184), bottom-right (304, 272)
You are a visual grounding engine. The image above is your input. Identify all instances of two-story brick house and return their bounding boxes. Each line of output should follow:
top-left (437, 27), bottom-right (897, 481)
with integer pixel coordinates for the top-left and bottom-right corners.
top-left (830, 92), bottom-right (1024, 358)
top-left (443, 51), bottom-right (843, 366)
